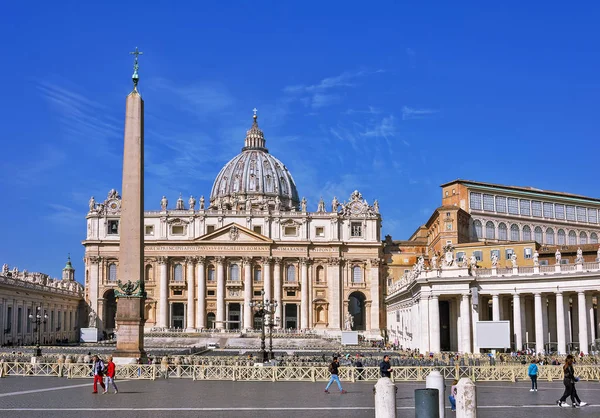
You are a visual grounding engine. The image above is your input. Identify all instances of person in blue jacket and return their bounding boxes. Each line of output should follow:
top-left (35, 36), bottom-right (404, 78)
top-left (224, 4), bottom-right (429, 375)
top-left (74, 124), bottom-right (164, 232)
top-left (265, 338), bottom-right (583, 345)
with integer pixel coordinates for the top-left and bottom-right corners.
top-left (528, 359), bottom-right (538, 391)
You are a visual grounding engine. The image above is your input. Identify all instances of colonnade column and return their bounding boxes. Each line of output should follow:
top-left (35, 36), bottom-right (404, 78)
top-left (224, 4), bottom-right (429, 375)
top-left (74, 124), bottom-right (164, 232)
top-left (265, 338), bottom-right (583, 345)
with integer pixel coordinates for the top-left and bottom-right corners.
top-left (273, 258), bottom-right (282, 328)
top-left (186, 257), bottom-right (195, 331)
top-left (369, 258), bottom-right (381, 331)
top-left (243, 257), bottom-right (252, 330)
top-left (578, 291), bottom-right (589, 354)
top-left (158, 257), bottom-right (168, 328)
top-left (263, 257), bottom-right (272, 303)
top-left (419, 296), bottom-right (429, 353)
top-left (215, 257), bottom-right (225, 330)
top-left (460, 294), bottom-right (471, 353)
top-left (300, 258), bottom-right (309, 330)
top-left (555, 292), bottom-right (566, 354)
top-left (429, 295), bottom-right (440, 353)
top-left (327, 258), bottom-right (341, 330)
top-left (513, 293), bottom-right (522, 351)
top-left (534, 293), bottom-right (544, 354)
top-left (586, 293), bottom-right (595, 344)
top-left (196, 257), bottom-right (206, 329)
top-left (471, 300), bottom-right (480, 354)
top-left (88, 257), bottom-right (100, 316)
top-left (492, 294), bottom-right (500, 321)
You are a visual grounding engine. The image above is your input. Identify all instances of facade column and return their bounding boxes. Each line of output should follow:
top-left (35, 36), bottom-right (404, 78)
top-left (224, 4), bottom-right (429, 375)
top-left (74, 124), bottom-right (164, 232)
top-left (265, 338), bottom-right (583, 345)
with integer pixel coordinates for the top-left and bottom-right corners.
top-left (492, 294), bottom-right (500, 321)
top-left (513, 293), bottom-right (523, 351)
top-left (556, 292), bottom-right (566, 354)
top-left (369, 258), bottom-right (381, 331)
top-left (586, 293), bottom-right (595, 343)
top-left (429, 295), bottom-right (440, 353)
top-left (186, 257), bottom-right (195, 331)
top-left (534, 293), bottom-right (545, 354)
top-left (88, 257), bottom-right (100, 316)
top-left (263, 257), bottom-right (272, 303)
top-left (419, 296), bottom-right (430, 353)
top-left (460, 294), bottom-right (471, 353)
top-left (215, 257), bottom-right (225, 330)
top-left (578, 291), bottom-right (589, 354)
top-left (300, 258), bottom-right (309, 330)
top-left (243, 257), bottom-right (252, 330)
top-left (472, 301), bottom-right (480, 354)
top-left (196, 257), bottom-right (206, 329)
top-left (327, 258), bottom-right (341, 330)
top-left (273, 258), bottom-right (282, 328)
top-left (158, 257), bottom-right (168, 328)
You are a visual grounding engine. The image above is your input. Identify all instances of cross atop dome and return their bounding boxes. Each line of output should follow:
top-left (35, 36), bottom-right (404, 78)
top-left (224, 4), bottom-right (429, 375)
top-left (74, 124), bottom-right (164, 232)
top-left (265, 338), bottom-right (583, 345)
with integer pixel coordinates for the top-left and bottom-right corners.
top-left (243, 108), bottom-right (267, 152)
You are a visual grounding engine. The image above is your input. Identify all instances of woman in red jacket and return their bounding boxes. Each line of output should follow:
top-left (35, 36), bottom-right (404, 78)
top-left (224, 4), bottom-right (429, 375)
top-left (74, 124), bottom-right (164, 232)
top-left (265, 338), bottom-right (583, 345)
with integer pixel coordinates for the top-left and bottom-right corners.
top-left (104, 356), bottom-right (118, 394)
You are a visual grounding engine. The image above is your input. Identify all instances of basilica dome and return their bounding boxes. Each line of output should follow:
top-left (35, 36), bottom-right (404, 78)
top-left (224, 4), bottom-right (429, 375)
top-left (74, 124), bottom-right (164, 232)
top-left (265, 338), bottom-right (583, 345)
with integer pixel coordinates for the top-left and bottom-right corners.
top-left (209, 114), bottom-right (300, 210)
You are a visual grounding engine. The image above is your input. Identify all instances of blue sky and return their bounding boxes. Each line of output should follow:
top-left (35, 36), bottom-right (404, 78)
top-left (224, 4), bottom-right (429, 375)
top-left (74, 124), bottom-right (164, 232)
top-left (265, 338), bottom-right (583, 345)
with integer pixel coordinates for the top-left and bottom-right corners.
top-left (1, 1), bottom-right (599, 282)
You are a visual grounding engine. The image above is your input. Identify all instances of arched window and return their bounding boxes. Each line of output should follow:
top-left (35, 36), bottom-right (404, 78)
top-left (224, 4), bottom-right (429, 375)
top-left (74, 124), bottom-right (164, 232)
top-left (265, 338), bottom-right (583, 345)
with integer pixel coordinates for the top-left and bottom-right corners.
top-left (568, 230), bottom-right (577, 245)
top-left (523, 225), bottom-right (532, 241)
top-left (498, 223), bottom-right (507, 241)
top-left (580, 232), bottom-right (588, 245)
top-left (108, 263), bottom-right (117, 281)
top-left (174, 263), bottom-right (183, 281)
top-left (286, 265), bottom-right (296, 282)
top-left (316, 266), bottom-right (325, 283)
top-left (145, 264), bottom-right (153, 281)
top-left (546, 228), bottom-right (555, 245)
top-left (352, 266), bottom-right (363, 283)
top-left (591, 232), bottom-right (598, 244)
top-left (253, 266), bottom-right (261, 282)
top-left (230, 264), bottom-right (240, 281)
top-left (557, 229), bottom-right (566, 245)
top-left (207, 265), bottom-right (215, 282)
top-left (510, 224), bottom-right (520, 241)
top-left (473, 220), bottom-right (482, 239)
top-left (534, 226), bottom-right (543, 243)
top-left (485, 221), bottom-right (495, 239)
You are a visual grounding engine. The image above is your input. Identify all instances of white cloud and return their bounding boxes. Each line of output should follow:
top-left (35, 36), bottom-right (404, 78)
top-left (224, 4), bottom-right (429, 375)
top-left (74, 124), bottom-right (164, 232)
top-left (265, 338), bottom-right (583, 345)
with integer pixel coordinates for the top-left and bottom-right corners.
top-left (402, 106), bottom-right (438, 120)
top-left (44, 203), bottom-right (82, 226)
top-left (362, 115), bottom-right (396, 140)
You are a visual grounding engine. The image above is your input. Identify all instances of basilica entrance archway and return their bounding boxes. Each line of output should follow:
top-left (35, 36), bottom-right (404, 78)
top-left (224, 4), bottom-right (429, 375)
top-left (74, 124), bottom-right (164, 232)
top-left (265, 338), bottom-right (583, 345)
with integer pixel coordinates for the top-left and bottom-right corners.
top-left (207, 313), bottom-right (216, 329)
top-left (348, 291), bottom-right (366, 331)
top-left (103, 289), bottom-right (117, 332)
top-left (228, 303), bottom-right (240, 330)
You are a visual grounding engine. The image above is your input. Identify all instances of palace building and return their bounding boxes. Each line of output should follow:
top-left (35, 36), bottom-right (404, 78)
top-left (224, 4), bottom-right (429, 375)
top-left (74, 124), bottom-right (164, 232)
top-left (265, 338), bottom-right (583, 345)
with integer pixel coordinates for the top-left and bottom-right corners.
top-left (83, 113), bottom-right (383, 337)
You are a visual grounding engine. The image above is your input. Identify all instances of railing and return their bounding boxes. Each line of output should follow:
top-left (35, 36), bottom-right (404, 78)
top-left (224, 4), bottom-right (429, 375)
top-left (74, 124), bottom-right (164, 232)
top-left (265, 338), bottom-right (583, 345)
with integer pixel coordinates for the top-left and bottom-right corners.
top-left (2, 362), bottom-right (600, 382)
top-left (540, 265), bottom-right (555, 273)
top-left (584, 262), bottom-right (599, 270)
top-left (562, 265), bottom-right (576, 272)
top-left (518, 267), bottom-right (534, 274)
top-left (475, 269), bottom-right (491, 277)
top-left (496, 268), bottom-right (513, 275)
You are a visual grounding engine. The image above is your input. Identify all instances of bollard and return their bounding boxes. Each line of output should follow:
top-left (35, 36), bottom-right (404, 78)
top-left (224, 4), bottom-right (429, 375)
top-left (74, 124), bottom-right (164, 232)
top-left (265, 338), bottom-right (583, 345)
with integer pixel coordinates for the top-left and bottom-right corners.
top-left (374, 377), bottom-right (397, 418)
top-left (426, 370), bottom-right (445, 418)
top-left (456, 378), bottom-right (477, 418)
top-left (415, 388), bottom-right (439, 418)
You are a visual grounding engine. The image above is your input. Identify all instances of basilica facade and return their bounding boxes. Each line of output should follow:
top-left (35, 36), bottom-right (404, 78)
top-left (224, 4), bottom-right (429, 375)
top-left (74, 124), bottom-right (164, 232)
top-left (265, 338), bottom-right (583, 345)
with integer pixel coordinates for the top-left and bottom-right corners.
top-left (83, 114), bottom-right (383, 336)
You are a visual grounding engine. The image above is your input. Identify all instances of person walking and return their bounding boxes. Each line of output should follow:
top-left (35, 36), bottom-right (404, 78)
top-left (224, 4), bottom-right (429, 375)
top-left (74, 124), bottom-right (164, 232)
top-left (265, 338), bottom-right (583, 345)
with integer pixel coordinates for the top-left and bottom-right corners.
top-left (557, 355), bottom-right (587, 407)
top-left (103, 356), bottom-right (118, 394)
top-left (380, 355), bottom-right (393, 378)
top-left (324, 356), bottom-right (346, 394)
top-left (528, 359), bottom-right (538, 392)
top-left (448, 379), bottom-right (458, 412)
top-left (91, 355), bottom-right (106, 394)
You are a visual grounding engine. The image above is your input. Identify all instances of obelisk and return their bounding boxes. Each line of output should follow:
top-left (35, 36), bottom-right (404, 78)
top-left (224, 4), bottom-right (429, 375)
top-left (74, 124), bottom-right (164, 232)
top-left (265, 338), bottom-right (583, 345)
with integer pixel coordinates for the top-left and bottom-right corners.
top-left (113, 47), bottom-right (147, 363)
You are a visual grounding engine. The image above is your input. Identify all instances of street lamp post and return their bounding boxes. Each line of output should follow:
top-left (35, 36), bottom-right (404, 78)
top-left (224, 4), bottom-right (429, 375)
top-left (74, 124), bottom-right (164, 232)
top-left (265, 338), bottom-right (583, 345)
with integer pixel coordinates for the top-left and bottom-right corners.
top-left (267, 315), bottom-right (279, 360)
top-left (28, 307), bottom-right (47, 357)
top-left (249, 289), bottom-right (278, 363)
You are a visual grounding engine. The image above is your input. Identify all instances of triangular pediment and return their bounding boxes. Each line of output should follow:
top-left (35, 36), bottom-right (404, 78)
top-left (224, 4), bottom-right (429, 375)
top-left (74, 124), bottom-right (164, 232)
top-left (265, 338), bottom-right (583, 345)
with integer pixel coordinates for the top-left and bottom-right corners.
top-left (195, 223), bottom-right (273, 243)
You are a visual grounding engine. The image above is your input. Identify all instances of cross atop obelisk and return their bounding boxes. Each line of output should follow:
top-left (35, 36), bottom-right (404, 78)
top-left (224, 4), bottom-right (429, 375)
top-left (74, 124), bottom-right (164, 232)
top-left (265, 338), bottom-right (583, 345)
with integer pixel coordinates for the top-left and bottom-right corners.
top-left (130, 47), bottom-right (143, 91)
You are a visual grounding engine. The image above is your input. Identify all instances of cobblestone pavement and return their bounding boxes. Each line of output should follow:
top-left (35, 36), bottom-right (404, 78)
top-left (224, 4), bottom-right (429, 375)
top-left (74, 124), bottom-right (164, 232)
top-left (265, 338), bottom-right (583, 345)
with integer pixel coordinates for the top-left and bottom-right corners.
top-left (0, 377), bottom-right (598, 417)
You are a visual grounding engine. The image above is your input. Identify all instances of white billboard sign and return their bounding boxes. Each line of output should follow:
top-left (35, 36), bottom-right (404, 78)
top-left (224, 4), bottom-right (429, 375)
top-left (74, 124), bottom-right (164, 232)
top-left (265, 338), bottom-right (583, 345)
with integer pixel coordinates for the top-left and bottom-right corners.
top-left (475, 321), bottom-right (510, 349)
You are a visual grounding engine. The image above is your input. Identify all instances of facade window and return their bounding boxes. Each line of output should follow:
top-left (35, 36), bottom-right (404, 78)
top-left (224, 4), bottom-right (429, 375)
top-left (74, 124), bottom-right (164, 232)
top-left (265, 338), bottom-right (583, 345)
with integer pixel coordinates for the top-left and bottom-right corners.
top-left (543, 202), bottom-right (554, 218)
top-left (456, 252), bottom-right (465, 262)
top-left (286, 265), bottom-right (296, 282)
top-left (473, 250), bottom-right (483, 261)
top-left (546, 228), bottom-right (555, 245)
top-left (485, 221), bottom-right (495, 239)
top-left (531, 201), bottom-right (542, 217)
top-left (555, 204), bottom-right (565, 219)
top-left (284, 226), bottom-right (297, 236)
top-left (495, 196), bottom-right (507, 213)
top-left (352, 266), bottom-right (363, 283)
top-left (206, 225), bottom-right (215, 234)
top-left (577, 207), bottom-right (587, 222)
top-left (174, 264), bottom-right (183, 281)
top-left (286, 290), bottom-right (296, 297)
top-left (589, 209), bottom-right (598, 224)
top-left (510, 224), bottom-right (520, 241)
top-left (446, 222), bottom-right (452, 231)
top-left (520, 200), bottom-right (531, 216)
top-left (557, 229), bottom-right (566, 245)
top-left (483, 194), bottom-right (495, 211)
top-left (522, 226), bottom-right (532, 241)
top-left (172, 225), bottom-right (185, 235)
top-left (351, 222), bottom-right (363, 237)
top-left (566, 206), bottom-right (576, 221)
top-left (253, 225), bottom-right (262, 235)
top-left (580, 232), bottom-right (588, 245)
top-left (107, 220), bottom-right (119, 235)
top-left (145, 264), bottom-right (153, 281)
top-left (539, 259), bottom-right (549, 266)
top-left (534, 226), bottom-right (543, 243)
top-left (473, 220), bottom-right (482, 239)
top-left (568, 230), bottom-right (577, 245)
top-left (253, 267), bottom-right (261, 282)
top-left (145, 225), bottom-right (154, 236)
top-left (230, 264), bottom-right (240, 281)
top-left (508, 198), bottom-right (519, 215)
top-left (506, 248), bottom-right (515, 260)
top-left (207, 266), bottom-right (215, 282)
top-left (173, 290), bottom-right (182, 296)
top-left (315, 227), bottom-right (325, 237)
top-left (207, 290), bottom-right (215, 296)
top-left (470, 193), bottom-right (482, 210)
top-left (108, 263), bottom-right (117, 281)
top-left (498, 223), bottom-right (507, 241)
top-left (316, 266), bottom-right (325, 283)
top-left (490, 249), bottom-right (500, 261)
top-left (524, 248), bottom-right (532, 259)
top-left (591, 232), bottom-right (599, 244)
top-left (561, 259), bottom-right (570, 265)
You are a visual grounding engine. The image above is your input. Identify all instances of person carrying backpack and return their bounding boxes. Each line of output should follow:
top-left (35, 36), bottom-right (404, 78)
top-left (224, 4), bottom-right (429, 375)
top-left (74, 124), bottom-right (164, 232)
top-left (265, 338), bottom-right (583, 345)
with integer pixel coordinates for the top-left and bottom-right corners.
top-left (528, 359), bottom-right (538, 391)
top-left (324, 356), bottom-right (346, 394)
top-left (91, 355), bottom-right (106, 394)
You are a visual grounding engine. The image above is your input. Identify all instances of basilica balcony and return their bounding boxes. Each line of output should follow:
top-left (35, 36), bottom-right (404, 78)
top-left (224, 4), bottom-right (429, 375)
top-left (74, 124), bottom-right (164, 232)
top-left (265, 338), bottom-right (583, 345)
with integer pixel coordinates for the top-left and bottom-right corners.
top-left (313, 280), bottom-right (327, 287)
top-left (226, 280), bottom-right (243, 288)
top-left (283, 280), bottom-right (300, 289)
top-left (349, 281), bottom-right (367, 288)
top-left (169, 279), bottom-right (187, 289)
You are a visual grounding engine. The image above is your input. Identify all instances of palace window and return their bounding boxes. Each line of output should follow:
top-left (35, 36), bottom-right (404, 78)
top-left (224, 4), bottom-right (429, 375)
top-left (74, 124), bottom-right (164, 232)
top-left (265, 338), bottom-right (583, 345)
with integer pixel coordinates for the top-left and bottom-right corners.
top-left (352, 266), bottom-right (363, 283)
top-left (473, 251), bottom-right (483, 261)
top-left (524, 248), bottom-right (532, 259)
top-left (590, 232), bottom-right (598, 244)
top-left (568, 230), bottom-right (577, 245)
top-left (561, 259), bottom-right (570, 265)
top-left (174, 264), bottom-right (183, 281)
top-left (577, 207), bottom-right (587, 222)
top-left (207, 266), bottom-right (215, 282)
top-left (315, 227), bottom-right (325, 237)
top-left (490, 249), bottom-right (500, 261)
top-left (557, 229), bottom-right (566, 245)
top-left (456, 252), bottom-right (465, 262)
top-left (206, 225), bottom-right (215, 234)
top-left (508, 198), bottom-right (519, 215)
top-left (534, 226), bottom-right (543, 243)
top-left (286, 265), bottom-right (296, 282)
top-left (145, 225), bottom-right (154, 236)
top-left (495, 196), bottom-right (507, 213)
top-left (580, 232), bottom-right (588, 245)
top-left (531, 201), bottom-right (542, 218)
top-left (546, 228), bottom-right (555, 245)
top-left (510, 224), bottom-right (520, 241)
top-left (483, 194), bottom-right (495, 211)
top-left (230, 264), bottom-right (240, 281)
top-left (539, 259), bottom-right (549, 266)
top-left (473, 220), bottom-right (482, 239)
top-left (485, 221), bottom-right (495, 239)
top-left (522, 225), bottom-right (532, 241)
top-left (566, 206), bottom-right (576, 221)
top-left (172, 225), bottom-right (185, 235)
top-left (351, 222), bottom-right (363, 237)
top-left (253, 267), bottom-right (262, 282)
top-left (498, 223), bottom-right (507, 241)
top-left (108, 263), bottom-right (117, 281)
top-left (543, 202), bottom-right (554, 218)
top-left (470, 193), bottom-right (482, 210)
top-left (253, 226), bottom-right (262, 235)
top-left (446, 222), bottom-right (452, 231)
top-left (284, 226), bottom-right (297, 236)
top-left (506, 248), bottom-right (515, 260)
top-left (107, 220), bottom-right (119, 235)
top-left (589, 209), bottom-right (598, 224)
top-left (520, 200), bottom-right (531, 216)
top-left (555, 204), bottom-right (565, 219)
